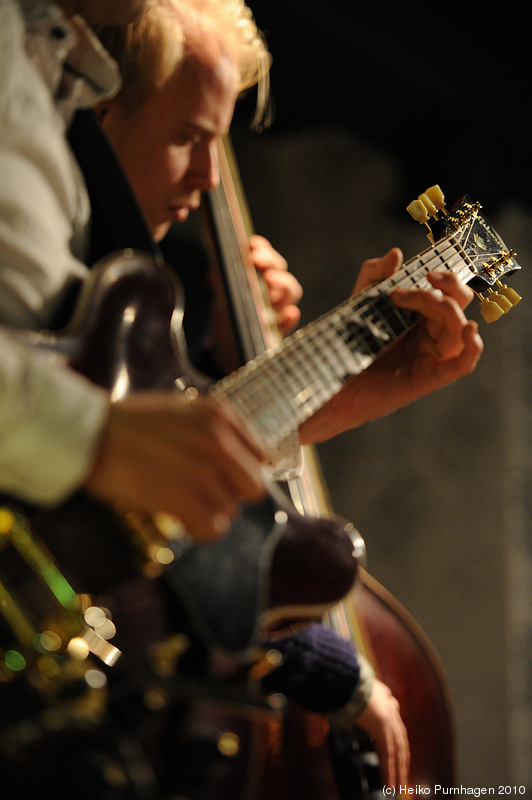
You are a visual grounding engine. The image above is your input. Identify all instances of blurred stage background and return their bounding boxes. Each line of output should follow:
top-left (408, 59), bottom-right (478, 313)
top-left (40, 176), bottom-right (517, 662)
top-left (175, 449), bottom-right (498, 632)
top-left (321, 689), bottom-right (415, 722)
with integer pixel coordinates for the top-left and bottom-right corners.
top-left (228, 1), bottom-right (532, 787)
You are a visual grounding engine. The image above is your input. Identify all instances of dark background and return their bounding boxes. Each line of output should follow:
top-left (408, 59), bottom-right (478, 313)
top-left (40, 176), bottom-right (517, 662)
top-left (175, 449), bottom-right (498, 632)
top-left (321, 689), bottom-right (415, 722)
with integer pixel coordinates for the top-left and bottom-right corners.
top-left (234, 0), bottom-right (532, 211)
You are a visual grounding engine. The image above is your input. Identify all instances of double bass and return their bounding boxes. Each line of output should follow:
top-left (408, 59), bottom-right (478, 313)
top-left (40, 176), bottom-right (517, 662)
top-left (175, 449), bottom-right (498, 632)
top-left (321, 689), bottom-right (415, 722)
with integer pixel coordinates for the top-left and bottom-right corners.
top-left (193, 135), bottom-right (457, 796)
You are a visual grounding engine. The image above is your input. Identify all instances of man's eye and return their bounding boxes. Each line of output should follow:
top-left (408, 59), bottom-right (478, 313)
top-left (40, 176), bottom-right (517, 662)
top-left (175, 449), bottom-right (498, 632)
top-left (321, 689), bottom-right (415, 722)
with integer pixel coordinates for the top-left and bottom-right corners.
top-left (174, 133), bottom-right (202, 147)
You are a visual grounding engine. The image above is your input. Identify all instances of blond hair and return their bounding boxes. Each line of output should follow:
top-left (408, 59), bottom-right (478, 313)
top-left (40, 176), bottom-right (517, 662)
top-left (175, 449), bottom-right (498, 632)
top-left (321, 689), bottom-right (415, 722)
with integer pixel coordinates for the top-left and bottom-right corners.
top-left (98, 0), bottom-right (272, 127)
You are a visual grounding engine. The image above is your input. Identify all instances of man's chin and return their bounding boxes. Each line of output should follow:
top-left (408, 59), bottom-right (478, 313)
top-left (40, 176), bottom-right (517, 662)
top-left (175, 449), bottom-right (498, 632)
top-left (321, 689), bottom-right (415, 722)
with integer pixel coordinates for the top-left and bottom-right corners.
top-left (154, 221), bottom-right (172, 243)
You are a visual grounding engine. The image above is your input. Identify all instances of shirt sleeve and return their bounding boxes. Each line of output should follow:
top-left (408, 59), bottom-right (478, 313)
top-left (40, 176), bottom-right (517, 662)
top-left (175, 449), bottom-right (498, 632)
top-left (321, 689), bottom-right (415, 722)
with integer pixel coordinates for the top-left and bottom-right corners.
top-left (0, 329), bottom-right (109, 505)
top-left (327, 654), bottom-right (375, 725)
top-left (0, 4), bottom-right (107, 502)
top-left (259, 622), bottom-right (362, 714)
top-left (0, 0), bottom-right (90, 331)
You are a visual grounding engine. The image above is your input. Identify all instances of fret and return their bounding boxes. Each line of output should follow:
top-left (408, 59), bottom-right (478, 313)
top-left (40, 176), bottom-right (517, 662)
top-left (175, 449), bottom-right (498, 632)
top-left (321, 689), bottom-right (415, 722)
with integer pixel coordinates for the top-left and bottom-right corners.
top-left (282, 328), bottom-right (332, 394)
top-left (330, 303), bottom-right (378, 371)
top-left (231, 355), bottom-right (299, 436)
top-left (273, 335), bottom-right (315, 399)
top-left (325, 309), bottom-right (367, 376)
top-left (273, 324), bottom-right (345, 423)
top-left (335, 291), bottom-right (407, 364)
top-left (366, 293), bottom-right (410, 339)
top-left (285, 319), bottom-right (353, 395)
top-left (264, 347), bottom-right (321, 422)
top-left (395, 240), bottom-right (458, 287)
top-left (298, 323), bottom-right (347, 390)
top-left (339, 304), bottom-right (390, 360)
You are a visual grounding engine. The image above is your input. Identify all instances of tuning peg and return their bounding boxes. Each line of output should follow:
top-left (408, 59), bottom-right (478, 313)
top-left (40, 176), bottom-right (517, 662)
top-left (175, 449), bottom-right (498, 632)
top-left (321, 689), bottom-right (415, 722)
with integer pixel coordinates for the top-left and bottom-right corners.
top-left (423, 185), bottom-right (446, 212)
top-left (496, 282), bottom-right (522, 307)
top-left (406, 185), bottom-right (446, 228)
top-left (406, 198), bottom-right (430, 224)
top-left (488, 289), bottom-right (513, 313)
top-left (418, 193), bottom-right (439, 217)
top-left (479, 296), bottom-right (506, 323)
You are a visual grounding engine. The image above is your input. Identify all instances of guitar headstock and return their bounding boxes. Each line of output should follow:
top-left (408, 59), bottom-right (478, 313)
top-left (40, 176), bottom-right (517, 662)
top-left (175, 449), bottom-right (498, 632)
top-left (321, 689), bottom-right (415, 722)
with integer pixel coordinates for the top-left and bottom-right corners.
top-left (407, 186), bottom-right (522, 323)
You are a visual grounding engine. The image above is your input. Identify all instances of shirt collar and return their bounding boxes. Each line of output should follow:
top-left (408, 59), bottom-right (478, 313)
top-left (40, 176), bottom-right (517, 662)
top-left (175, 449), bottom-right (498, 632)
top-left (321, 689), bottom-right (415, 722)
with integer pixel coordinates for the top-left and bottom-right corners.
top-left (20, 1), bottom-right (121, 122)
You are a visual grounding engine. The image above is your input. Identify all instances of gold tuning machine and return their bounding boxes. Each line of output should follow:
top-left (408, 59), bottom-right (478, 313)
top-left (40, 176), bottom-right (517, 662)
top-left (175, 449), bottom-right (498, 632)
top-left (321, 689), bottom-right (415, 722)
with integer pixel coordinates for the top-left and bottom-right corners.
top-left (477, 283), bottom-right (522, 323)
top-left (478, 295), bottom-right (507, 323)
top-left (406, 185), bottom-right (446, 240)
top-left (406, 184), bottom-right (446, 222)
top-left (496, 281), bottom-right (522, 308)
top-left (406, 198), bottom-right (431, 225)
top-left (423, 184), bottom-right (446, 211)
top-left (407, 187), bottom-right (523, 324)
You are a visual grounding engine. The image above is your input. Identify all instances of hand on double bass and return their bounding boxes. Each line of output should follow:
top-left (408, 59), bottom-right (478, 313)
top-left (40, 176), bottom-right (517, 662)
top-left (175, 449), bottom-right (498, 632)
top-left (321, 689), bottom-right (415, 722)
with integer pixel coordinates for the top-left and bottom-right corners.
top-left (249, 234), bottom-right (303, 335)
top-left (357, 677), bottom-right (410, 787)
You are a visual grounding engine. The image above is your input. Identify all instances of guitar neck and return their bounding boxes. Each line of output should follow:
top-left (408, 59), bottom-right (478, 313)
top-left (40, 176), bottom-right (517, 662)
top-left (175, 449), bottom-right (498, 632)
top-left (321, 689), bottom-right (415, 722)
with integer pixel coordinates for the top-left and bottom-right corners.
top-left (210, 233), bottom-right (475, 450)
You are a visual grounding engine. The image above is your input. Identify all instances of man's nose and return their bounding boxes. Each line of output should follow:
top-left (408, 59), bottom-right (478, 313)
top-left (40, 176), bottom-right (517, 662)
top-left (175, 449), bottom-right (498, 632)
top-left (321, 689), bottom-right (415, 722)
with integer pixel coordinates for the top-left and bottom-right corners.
top-left (191, 140), bottom-right (219, 192)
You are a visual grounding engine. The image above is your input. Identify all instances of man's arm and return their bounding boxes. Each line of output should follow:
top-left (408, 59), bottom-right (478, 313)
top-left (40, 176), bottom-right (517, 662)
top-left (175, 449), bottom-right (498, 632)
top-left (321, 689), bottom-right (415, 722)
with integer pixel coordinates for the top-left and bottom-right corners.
top-left (0, 329), bottom-right (108, 503)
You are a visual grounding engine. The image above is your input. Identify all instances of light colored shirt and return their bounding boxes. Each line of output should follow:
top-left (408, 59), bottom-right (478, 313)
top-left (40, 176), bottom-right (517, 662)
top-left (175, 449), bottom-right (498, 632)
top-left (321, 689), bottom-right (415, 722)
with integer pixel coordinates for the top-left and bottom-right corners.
top-left (0, 326), bottom-right (108, 503)
top-left (0, 0), bottom-right (117, 503)
top-left (0, 0), bottom-right (120, 329)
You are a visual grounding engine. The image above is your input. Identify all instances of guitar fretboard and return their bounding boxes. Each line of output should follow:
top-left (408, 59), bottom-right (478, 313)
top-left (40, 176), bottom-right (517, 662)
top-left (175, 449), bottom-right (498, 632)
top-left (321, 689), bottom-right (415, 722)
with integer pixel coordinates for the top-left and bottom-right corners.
top-left (210, 234), bottom-right (475, 450)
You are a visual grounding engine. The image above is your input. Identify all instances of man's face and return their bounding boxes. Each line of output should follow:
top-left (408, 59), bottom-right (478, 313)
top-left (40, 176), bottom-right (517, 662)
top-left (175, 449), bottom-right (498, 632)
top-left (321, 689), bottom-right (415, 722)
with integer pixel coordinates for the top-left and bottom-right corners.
top-left (102, 47), bottom-right (239, 242)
